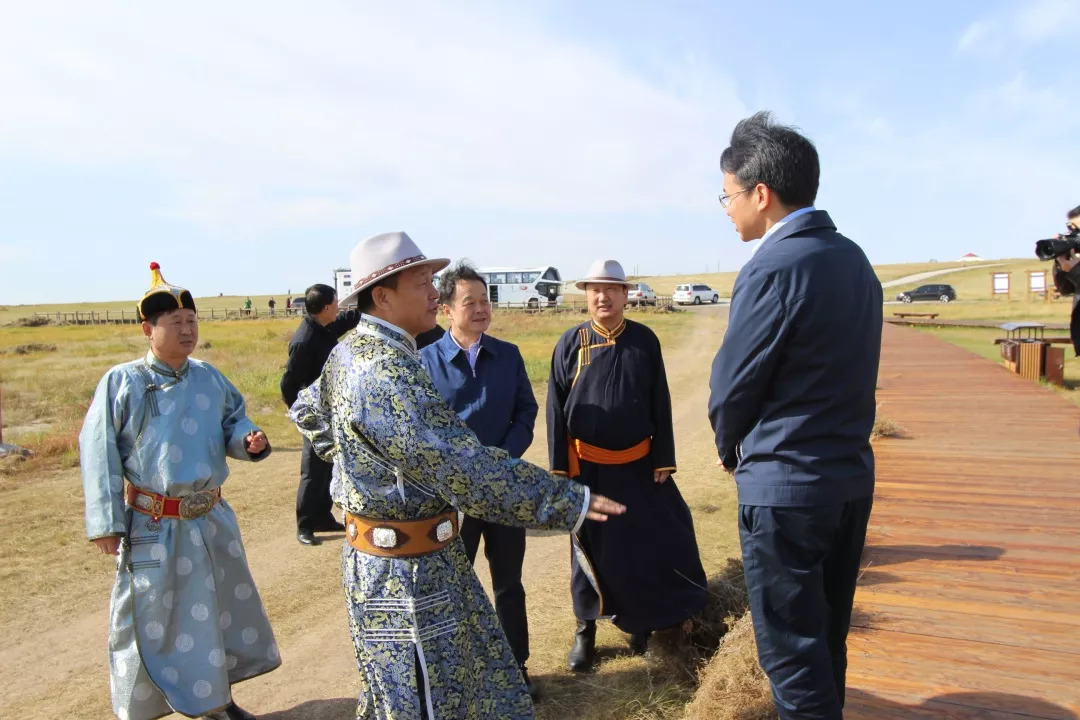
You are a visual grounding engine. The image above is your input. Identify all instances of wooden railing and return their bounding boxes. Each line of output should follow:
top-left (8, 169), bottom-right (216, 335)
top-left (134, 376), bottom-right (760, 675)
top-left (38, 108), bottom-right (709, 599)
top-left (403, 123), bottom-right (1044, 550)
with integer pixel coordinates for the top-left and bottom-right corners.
top-left (25, 298), bottom-right (677, 325)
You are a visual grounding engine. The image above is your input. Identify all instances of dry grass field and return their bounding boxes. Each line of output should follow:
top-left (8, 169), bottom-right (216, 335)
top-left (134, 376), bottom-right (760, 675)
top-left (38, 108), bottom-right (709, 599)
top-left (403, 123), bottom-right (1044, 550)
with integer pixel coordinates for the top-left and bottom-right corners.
top-left (4, 258), bottom-right (1079, 718)
top-left (0, 307), bottom-right (757, 720)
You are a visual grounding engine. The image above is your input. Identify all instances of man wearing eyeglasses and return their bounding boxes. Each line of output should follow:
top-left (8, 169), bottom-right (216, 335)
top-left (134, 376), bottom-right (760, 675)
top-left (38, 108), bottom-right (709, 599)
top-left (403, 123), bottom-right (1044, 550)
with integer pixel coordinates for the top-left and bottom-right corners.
top-left (709, 112), bottom-right (882, 720)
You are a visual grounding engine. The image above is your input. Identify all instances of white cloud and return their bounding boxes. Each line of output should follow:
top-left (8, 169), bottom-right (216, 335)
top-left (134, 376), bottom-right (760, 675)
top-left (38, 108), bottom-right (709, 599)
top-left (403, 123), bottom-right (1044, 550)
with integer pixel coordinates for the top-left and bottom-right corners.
top-left (1016, 0), bottom-right (1080, 40)
top-left (957, 19), bottom-right (993, 52)
top-left (0, 2), bottom-right (746, 240)
top-left (957, 0), bottom-right (1080, 51)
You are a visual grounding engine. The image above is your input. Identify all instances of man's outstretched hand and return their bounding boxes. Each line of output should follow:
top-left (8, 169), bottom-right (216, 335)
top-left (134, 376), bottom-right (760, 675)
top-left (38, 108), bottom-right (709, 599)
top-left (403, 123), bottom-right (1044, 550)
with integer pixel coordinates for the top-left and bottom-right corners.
top-left (585, 493), bottom-right (626, 522)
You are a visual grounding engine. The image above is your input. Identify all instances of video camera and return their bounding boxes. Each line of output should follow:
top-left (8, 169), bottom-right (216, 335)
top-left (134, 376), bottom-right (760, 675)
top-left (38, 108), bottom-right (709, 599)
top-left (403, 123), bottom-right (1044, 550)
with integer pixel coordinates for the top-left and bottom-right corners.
top-left (1035, 226), bottom-right (1080, 261)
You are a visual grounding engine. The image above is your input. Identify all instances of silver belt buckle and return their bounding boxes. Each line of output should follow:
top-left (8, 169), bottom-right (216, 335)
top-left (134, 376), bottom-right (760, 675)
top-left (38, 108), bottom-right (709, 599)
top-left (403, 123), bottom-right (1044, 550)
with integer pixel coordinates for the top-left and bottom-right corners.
top-left (179, 489), bottom-right (217, 519)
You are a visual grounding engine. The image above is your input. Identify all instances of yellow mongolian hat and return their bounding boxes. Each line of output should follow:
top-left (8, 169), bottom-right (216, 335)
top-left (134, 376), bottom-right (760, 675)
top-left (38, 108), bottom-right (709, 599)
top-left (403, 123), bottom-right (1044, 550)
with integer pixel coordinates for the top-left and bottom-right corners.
top-left (137, 262), bottom-right (197, 321)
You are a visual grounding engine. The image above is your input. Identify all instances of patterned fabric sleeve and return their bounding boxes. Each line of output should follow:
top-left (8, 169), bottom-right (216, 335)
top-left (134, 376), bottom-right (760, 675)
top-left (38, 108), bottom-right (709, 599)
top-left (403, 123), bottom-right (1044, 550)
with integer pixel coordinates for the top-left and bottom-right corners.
top-left (79, 370), bottom-right (128, 540)
top-left (354, 349), bottom-right (587, 531)
top-left (289, 379), bottom-right (336, 463)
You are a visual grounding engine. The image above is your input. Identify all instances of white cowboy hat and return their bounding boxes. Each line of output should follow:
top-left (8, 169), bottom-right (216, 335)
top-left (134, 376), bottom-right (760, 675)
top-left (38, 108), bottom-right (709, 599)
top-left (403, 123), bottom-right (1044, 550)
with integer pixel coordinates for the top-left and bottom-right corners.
top-left (340, 232), bottom-right (450, 307)
top-left (574, 259), bottom-right (633, 290)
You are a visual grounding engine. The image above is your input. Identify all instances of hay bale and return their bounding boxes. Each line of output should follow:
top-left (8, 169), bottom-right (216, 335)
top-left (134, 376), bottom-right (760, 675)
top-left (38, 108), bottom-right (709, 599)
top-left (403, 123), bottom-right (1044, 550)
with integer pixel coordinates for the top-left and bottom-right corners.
top-left (648, 558), bottom-right (750, 680)
top-left (683, 613), bottom-right (775, 720)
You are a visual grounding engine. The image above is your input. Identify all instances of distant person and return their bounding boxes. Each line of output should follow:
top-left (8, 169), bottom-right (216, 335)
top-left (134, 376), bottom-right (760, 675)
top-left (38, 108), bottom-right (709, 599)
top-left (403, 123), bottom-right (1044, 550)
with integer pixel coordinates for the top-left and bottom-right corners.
top-left (420, 261), bottom-right (541, 695)
top-left (80, 262), bottom-right (277, 720)
top-left (548, 258), bottom-right (707, 672)
top-left (280, 283), bottom-right (361, 546)
top-left (244, 296), bottom-right (252, 316)
top-left (285, 296), bottom-right (293, 314)
top-left (708, 111), bottom-right (882, 719)
top-left (268, 297), bottom-right (276, 316)
top-left (1050, 205), bottom-right (1080, 355)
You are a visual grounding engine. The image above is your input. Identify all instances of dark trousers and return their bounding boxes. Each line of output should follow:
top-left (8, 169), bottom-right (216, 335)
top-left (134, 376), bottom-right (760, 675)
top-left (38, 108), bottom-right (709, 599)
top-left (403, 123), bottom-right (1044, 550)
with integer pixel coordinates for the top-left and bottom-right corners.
top-left (459, 515), bottom-right (529, 666)
top-left (296, 436), bottom-right (335, 533)
top-left (739, 496), bottom-right (873, 720)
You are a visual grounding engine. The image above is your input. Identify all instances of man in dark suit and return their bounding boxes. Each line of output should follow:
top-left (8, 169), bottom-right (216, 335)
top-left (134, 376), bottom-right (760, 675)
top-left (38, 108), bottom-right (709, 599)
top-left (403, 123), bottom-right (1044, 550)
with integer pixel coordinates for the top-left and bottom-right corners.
top-left (281, 283), bottom-right (361, 546)
top-left (708, 112), bottom-right (882, 720)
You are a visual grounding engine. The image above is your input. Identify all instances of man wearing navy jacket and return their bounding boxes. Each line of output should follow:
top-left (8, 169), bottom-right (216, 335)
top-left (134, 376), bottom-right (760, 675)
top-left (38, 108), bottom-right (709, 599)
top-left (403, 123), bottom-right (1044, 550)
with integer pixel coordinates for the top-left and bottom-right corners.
top-left (420, 260), bottom-right (540, 697)
top-left (708, 112), bottom-right (882, 720)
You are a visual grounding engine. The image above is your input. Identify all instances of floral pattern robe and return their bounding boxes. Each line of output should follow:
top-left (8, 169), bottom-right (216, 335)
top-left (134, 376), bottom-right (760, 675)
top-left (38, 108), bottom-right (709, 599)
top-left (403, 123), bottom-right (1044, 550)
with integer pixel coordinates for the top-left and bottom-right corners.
top-left (291, 316), bottom-right (589, 720)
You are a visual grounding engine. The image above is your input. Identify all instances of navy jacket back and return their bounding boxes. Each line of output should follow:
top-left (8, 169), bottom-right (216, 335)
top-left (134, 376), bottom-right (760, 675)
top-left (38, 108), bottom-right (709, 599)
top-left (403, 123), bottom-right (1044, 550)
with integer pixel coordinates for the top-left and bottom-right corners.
top-left (708, 210), bottom-right (882, 506)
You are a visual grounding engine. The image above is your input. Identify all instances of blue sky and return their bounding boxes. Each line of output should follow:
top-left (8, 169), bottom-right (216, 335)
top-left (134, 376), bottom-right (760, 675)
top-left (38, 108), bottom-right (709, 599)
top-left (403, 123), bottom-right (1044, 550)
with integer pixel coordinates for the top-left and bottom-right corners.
top-left (1, 0), bottom-right (1077, 304)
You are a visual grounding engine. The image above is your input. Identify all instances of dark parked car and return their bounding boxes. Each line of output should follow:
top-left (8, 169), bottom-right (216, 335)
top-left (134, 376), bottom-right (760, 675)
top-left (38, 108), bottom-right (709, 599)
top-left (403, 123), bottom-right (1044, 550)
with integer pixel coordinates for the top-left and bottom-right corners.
top-left (896, 284), bottom-right (957, 303)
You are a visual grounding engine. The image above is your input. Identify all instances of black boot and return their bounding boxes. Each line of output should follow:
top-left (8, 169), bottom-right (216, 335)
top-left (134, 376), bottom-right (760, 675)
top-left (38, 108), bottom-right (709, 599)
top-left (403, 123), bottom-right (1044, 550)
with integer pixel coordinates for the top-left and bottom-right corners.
top-left (203, 702), bottom-right (258, 720)
top-left (567, 620), bottom-right (596, 673)
top-left (628, 630), bottom-right (652, 656)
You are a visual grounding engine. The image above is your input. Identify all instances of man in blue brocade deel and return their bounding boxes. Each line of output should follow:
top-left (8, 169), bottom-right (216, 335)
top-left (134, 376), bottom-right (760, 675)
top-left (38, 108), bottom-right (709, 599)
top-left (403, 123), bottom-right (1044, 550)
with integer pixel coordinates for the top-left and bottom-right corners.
top-left (80, 263), bottom-right (278, 720)
top-left (289, 231), bottom-right (625, 720)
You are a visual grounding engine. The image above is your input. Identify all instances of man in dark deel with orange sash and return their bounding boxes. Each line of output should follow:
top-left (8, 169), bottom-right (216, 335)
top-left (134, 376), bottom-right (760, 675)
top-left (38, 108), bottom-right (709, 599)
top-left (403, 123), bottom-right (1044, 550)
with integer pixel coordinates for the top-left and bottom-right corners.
top-left (547, 259), bottom-right (707, 672)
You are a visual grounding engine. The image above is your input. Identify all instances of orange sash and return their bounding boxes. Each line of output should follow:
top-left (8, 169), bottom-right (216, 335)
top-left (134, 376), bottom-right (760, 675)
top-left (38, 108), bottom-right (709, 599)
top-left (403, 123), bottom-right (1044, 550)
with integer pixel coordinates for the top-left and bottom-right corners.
top-left (567, 436), bottom-right (651, 479)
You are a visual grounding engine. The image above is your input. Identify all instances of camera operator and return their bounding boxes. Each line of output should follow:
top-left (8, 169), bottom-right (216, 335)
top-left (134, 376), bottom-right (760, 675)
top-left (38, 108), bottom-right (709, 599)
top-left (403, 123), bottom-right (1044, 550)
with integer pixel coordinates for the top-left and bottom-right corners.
top-left (1051, 205), bottom-right (1080, 355)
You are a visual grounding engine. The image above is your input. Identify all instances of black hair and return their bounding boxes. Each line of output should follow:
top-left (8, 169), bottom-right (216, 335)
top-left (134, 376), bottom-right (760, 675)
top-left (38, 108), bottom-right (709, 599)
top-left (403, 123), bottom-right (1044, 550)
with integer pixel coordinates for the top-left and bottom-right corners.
top-left (437, 260), bottom-right (487, 305)
top-left (720, 111), bottom-right (819, 208)
top-left (1068, 205), bottom-right (1080, 220)
top-left (304, 283), bottom-right (337, 315)
top-left (355, 274), bottom-right (400, 314)
top-left (144, 308), bottom-right (196, 326)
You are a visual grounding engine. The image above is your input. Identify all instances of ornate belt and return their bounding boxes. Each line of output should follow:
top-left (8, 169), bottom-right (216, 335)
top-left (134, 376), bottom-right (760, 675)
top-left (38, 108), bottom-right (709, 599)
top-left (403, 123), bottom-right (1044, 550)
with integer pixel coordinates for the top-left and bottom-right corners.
top-left (125, 483), bottom-right (221, 520)
top-left (344, 510), bottom-right (459, 558)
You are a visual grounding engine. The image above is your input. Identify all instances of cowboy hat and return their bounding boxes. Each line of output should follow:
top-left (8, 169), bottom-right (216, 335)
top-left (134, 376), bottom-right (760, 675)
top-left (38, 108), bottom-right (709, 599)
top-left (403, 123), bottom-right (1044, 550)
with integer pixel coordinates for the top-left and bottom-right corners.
top-left (340, 232), bottom-right (450, 307)
top-left (574, 259), bottom-right (633, 291)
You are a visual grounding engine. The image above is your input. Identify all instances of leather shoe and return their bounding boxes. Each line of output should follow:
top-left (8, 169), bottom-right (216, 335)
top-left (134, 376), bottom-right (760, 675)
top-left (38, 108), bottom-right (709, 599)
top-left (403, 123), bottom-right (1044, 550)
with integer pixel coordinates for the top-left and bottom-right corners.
top-left (314, 519), bottom-right (345, 533)
top-left (297, 531), bottom-right (321, 546)
top-left (629, 631), bottom-right (651, 656)
top-left (203, 701), bottom-right (258, 720)
top-left (567, 620), bottom-right (596, 673)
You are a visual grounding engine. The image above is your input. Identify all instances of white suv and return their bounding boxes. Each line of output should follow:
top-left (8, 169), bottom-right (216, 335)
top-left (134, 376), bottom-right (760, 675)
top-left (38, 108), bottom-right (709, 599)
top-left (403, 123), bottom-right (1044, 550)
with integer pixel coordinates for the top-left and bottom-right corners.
top-left (673, 283), bottom-right (718, 305)
top-left (627, 282), bottom-right (657, 306)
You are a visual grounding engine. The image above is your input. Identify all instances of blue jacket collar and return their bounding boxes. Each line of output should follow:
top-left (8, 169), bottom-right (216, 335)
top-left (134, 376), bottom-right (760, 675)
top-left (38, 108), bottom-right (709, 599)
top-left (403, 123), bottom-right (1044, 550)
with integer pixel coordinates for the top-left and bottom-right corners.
top-left (436, 329), bottom-right (498, 361)
top-left (758, 209), bottom-right (836, 254)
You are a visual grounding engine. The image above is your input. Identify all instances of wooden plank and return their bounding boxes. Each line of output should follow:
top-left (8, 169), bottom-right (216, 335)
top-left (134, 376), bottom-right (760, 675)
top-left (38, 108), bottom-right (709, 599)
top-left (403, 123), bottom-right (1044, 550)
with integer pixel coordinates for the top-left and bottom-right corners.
top-left (851, 601), bottom-right (1080, 655)
top-left (845, 324), bottom-right (1080, 717)
top-left (849, 628), bottom-right (1080, 711)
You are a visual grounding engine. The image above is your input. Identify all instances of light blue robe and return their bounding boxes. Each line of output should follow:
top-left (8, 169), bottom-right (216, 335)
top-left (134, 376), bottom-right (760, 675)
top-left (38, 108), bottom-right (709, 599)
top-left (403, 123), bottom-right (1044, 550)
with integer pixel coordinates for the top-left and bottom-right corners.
top-left (80, 350), bottom-right (280, 720)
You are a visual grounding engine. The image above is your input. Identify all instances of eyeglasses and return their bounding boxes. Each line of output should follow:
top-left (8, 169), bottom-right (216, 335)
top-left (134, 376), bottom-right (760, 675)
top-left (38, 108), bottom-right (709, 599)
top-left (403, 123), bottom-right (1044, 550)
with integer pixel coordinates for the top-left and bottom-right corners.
top-left (718, 188), bottom-right (751, 208)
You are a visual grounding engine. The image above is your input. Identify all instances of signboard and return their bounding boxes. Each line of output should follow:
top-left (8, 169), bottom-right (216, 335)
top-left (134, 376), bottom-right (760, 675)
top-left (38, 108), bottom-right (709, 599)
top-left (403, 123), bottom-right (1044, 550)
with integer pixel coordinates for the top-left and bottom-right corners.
top-left (992, 272), bottom-right (1011, 295)
top-left (1028, 270), bottom-right (1047, 293)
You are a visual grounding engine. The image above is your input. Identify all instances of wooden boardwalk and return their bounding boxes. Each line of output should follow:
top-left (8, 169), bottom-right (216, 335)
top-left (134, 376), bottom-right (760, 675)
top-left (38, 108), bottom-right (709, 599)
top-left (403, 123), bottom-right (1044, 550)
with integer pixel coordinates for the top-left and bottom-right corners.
top-left (846, 323), bottom-right (1080, 719)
